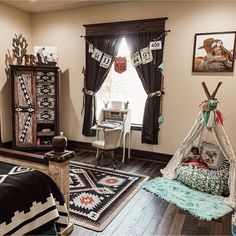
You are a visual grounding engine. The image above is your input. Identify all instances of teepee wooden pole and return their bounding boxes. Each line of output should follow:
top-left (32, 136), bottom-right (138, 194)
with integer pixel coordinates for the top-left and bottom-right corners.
top-left (201, 82), bottom-right (211, 99)
top-left (211, 82), bottom-right (222, 99)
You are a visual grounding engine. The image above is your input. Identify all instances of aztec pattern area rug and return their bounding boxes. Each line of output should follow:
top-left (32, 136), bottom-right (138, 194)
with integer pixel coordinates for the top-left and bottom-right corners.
top-left (69, 161), bottom-right (149, 231)
top-left (142, 177), bottom-right (233, 221)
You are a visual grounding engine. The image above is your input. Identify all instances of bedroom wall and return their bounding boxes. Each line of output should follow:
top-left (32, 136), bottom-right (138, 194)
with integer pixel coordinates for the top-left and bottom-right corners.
top-left (19, 1), bottom-right (236, 155)
top-left (0, 2), bottom-right (32, 143)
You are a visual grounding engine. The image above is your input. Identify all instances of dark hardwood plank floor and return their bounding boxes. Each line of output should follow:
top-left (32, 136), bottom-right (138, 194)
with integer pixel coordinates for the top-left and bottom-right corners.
top-left (69, 150), bottom-right (232, 236)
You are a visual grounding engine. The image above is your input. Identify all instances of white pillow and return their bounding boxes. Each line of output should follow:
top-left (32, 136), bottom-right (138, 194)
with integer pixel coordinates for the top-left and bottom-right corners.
top-left (201, 142), bottom-right (224, 169)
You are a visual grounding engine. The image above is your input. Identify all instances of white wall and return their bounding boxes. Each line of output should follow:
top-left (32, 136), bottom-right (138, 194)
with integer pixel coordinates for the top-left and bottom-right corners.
top-left (6, 1), bottom-right (236, 156)
top-left (0, 2), bottom-right (32, 142)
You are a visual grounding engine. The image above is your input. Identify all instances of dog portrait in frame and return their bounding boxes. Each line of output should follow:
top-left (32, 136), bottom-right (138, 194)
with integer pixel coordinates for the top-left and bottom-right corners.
top-left (192, 31), bottom-right (236, 72)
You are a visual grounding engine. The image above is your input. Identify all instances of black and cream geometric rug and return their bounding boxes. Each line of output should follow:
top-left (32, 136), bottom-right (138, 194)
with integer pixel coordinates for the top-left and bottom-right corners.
top-left (69, 161), bottom-right (149, 231)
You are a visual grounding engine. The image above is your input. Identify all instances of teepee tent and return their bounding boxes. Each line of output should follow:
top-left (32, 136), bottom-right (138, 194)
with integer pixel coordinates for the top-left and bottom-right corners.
top-left (161, 82), bottom-right (236, 208)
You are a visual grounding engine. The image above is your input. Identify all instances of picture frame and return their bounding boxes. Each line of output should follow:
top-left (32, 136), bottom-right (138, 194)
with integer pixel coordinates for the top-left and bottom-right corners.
top-left (201, 142), bottom-right (224, 169)
top-left (33, 46), bottom-right (58, 66)
top-left (192, 31), bottom-right (236, 72)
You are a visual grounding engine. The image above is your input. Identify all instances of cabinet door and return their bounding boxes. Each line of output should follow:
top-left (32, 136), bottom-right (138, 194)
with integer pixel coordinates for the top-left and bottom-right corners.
top-left (13, 71), bottom-right (36, 148)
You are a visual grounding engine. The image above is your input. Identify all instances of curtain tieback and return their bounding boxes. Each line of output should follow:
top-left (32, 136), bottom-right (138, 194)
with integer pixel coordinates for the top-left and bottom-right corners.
top-left (148, 90), bottom-right (165, 98)
top-left (81, 88), bottom-right (96, 114)
top-left (82, 87), bottom-right (96, 96)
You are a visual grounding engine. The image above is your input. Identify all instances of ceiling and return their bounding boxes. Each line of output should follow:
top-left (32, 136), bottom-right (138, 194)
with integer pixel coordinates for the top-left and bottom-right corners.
top-left (2, 0), bottom-right (124, 13)
top-left (3, 0), bottom-right (233, 14)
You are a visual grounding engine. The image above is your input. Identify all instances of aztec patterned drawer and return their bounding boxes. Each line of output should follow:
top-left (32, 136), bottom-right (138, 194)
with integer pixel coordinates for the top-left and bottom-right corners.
top-left (37, 97), bottom-right (55, 109)
top-left (36, 71), bottom-right (55, 83)
top-left (37, 110), bottom-right (55, 121)
top-left (37, 84), bottom-right (55, 96)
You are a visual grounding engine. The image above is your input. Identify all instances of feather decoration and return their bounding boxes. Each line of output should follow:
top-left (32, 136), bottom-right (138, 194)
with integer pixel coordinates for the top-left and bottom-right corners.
top-left (204, 111), bottom-right (210, 126)
top-left (207, 110), bottom-right (215, 128)
top-left (216, 110), bottom-right (224, 124)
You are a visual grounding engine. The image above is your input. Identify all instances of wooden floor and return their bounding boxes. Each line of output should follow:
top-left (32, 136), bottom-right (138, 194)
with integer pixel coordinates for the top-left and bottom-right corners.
top-left (69, 150), bottom-right (232, 236)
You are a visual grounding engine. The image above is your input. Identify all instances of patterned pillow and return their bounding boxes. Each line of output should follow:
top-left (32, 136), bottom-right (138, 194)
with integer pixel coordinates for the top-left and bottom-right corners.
top-left (200, 142), bottom-right (224, 169)
top-left (176, 162), bottom-right (229, 195)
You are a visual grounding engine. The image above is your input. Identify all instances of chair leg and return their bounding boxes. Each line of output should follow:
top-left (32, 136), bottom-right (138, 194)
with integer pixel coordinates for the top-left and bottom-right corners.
top-left (95, 148), bottom-right (99, 159)
top-left (111, 150), bottom-right (117, 170)
top-left (95, 150), bottom-right (103, 168)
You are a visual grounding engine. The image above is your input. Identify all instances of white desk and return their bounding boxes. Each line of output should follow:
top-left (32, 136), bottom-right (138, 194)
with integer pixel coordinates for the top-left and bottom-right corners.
top-left (92, 109), bottom-right (131, 163)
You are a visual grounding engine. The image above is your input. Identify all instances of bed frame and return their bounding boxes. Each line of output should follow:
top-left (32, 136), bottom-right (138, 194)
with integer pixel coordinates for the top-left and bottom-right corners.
top-left (0, 147), bottom-right (74, 236)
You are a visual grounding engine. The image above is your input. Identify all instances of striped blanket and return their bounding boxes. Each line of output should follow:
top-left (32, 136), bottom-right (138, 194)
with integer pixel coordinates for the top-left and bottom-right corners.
top-left (0, 161), bottom-right (69, 235)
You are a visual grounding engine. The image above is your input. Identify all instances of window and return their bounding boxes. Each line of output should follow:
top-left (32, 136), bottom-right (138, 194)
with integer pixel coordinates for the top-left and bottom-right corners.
top-left (83, 18), bottom-right (167, 142)
top-left (96, 38), bottom-right (146, 125)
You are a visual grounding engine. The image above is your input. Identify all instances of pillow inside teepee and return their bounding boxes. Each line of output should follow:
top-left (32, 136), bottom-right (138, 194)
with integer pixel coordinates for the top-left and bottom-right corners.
top-left (176, 162), bottom-right (229, 196)
top-left (200, 142), bottom-right (224, 169)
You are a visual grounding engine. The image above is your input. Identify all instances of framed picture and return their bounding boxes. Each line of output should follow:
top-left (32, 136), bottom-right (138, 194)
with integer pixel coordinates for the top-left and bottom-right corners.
top-left (34, 46), bottom-right (58, 66)
top-left (201, 142), bottom-right (224, 169)
top-left (192, 31), bottom-right (236, 72)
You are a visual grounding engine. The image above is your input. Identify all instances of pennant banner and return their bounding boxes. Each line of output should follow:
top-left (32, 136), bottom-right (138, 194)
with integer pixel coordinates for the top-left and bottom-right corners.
top-left (100, 53), bottom-right (113, 69)
top-left (114, 57), bottom-right (127, 74)
top-left (140, 47), bottom-right (153, 64)
top-left (88, 43), bottom-right (94, 53)
top-left (158, 62), bottom-right (164, 70)
top-left (130, 51), bottom-right (142, 67)
top-left (91, 48), bottom-right (103, 62)
top-left (83, 30), bottom-right (169, 70)
top-left (150, 40), bottom-right (162, 50)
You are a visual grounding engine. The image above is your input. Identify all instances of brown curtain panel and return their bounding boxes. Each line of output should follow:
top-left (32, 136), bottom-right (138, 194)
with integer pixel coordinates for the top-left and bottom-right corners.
top-left (125, 32), bottom-right (165, 144)
top-left (82, 35), bottom-right (122, 136)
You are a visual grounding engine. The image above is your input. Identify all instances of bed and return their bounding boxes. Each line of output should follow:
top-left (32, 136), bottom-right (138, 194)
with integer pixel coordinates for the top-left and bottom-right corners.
top-left (0, 160), bottom-right (70, 235)
top-left (0, 162), bottom-right (69, 235)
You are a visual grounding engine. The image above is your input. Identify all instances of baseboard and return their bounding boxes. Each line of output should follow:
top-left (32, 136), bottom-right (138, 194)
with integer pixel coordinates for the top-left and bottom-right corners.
top-left (1, 141), bottom-right (12, 149)
top-left (68, 140), bottom-right (172, 163)
top-left (68, 140), bottom-right (93, 152)
top-left (2, 140), bottom-right (172, 164)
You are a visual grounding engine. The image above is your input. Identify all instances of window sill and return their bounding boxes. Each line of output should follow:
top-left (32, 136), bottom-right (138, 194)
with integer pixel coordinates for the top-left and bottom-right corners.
top-left (131, 124), bottom-right (142, 131)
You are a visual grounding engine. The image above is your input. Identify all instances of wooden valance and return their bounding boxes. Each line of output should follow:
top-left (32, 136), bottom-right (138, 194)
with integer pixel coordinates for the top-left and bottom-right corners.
top-left (83, 17), bottom-right (168, 36)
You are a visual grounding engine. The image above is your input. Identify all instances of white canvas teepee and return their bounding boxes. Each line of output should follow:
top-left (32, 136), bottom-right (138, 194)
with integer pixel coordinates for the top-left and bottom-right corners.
top-left (161, 82), bottom-right (236, 208)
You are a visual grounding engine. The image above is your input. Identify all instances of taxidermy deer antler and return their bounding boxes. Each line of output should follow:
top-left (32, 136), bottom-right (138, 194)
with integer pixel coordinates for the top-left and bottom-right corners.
top-left (12, 33), bottom-right (28, 65)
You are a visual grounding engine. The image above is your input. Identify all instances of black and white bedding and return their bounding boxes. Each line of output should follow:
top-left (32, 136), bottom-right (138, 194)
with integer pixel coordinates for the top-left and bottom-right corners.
top-left (0, 161), bottom-right (69, 235)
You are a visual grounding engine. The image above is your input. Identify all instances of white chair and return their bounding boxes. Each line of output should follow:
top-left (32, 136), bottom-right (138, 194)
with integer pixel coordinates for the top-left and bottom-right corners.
top-left (92, 128), bottom-right (123, 169)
